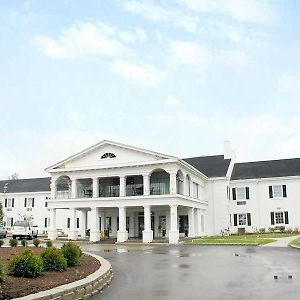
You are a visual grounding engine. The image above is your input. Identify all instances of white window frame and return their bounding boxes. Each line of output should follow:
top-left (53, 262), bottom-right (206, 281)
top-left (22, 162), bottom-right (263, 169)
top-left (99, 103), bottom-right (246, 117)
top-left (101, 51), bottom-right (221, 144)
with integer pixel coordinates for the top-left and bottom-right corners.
top-left (238, 214), bottom-right (247, 226)
top-left (275, 212), bottom-right (284, 224)
top-left (272, 185), bottom-right (283, 198)
top-left (26, 197), bottom-right (34, 208)
top-left (6, 198), bottom-right (14, 208)
top-left (236, 187), bottom-right (247, 200)
top-left (6, 217), bottom-right (13, 228)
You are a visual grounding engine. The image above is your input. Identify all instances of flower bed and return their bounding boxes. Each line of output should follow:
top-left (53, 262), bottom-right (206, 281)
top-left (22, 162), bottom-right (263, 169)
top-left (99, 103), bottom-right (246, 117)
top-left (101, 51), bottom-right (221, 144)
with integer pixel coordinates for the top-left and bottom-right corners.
top-left (0, 247), bottom-right (101, 299)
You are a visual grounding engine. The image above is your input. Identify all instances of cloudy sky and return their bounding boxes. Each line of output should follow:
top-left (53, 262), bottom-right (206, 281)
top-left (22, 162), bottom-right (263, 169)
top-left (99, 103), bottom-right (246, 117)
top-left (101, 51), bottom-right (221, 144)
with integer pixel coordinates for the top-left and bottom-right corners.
top-left (1, 0), bottom-right (300, 178)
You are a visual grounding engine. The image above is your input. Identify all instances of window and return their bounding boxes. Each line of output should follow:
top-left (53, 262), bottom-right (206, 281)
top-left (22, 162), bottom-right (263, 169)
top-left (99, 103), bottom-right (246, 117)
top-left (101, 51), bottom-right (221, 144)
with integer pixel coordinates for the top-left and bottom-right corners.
top-left (269, 185), bottom-right (287, 198)
top-left (101, 152), bottom-right (116, 159)
top-left (24, 198), bottom-right (34, 208)
top-left (193, 182), bottom-right (199, 199)
top-left (6, 217), bottom-right (13, 228)
top-left (233, 213), bottom-right (251, 226)
top-left (271, 211), bottom-right (289, 225)
top-left (232, 187), bottom-right (250, 200)
top-left (5, 198), bottom-right (14, 208)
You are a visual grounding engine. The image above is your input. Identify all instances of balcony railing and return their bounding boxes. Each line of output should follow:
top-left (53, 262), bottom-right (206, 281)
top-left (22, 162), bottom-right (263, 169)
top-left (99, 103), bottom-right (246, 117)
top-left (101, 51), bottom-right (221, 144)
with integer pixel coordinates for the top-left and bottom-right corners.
top-left (56, 191), bottom-right (71, 199)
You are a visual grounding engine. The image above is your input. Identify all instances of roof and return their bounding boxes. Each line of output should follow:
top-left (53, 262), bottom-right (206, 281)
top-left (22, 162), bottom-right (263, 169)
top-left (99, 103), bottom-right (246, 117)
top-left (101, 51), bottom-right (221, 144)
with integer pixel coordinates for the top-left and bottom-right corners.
top-left (183, 155), bottom-right (231, 178)
top-left (0, 178), bottom-right (51, 193)
top-left (231, 158), bottom-right (300, 180)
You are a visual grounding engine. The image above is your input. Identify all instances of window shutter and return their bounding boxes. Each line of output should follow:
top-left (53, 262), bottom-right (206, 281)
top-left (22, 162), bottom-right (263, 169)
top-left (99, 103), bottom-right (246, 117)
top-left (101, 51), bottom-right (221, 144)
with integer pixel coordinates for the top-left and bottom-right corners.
top-left (44, 218), bottom-right (47, 228)
top-left (24, 198), bottom-right (27, 207)
top-left (284, 211), bottom-right (289, 224)
top-left (270, 212), bottom-right (275, 225)
top-left (12, 198), bottom-right (14, 207)
top-left (4, 199), bottom-right (7, 208)
top-left (232, 188), bottom-right (236, 200)
top-left (77, 218), bottom-right (79, 229)
top-left (283, 185), bottom-right (287, 198)
top-left (233, 214), bottom-right (238, 226)
top-left (11, 218), bottom-right (14, 227)
top-left (269, 186), bottom-right (273, 198)
top-left (246, 187), bottom-right (250, 200)
top-left (32, 198), bottom-right (35, 207)
top-left (67, 218), bottom-right (70, 229)
top-left (247, 213), bottom-right (251, 226)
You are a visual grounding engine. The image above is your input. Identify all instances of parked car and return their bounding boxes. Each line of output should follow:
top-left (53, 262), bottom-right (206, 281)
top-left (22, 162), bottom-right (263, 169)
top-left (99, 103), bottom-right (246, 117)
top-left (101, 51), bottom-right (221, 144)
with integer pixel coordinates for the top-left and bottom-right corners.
top-left (0, 227), bottom-right (7, 238)
top-left (12, 221), bottom-right (38, 239)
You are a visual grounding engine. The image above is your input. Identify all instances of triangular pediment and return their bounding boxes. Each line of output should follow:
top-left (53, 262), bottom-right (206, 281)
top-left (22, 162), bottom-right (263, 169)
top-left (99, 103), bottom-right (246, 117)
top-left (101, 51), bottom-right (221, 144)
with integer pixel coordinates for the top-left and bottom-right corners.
top-left (45, 140), bottom-right (176, 171)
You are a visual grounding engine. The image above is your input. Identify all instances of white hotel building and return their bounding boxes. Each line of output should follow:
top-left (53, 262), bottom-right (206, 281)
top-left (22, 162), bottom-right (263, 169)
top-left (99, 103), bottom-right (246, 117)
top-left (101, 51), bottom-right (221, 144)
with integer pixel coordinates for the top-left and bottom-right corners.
top-left (0, 140), bottom-right (300, 244)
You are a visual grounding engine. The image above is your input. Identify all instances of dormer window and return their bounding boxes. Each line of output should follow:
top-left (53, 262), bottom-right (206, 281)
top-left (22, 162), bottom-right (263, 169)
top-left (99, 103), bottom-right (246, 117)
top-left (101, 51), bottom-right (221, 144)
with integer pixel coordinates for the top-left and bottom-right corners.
top-left (101, 153), bottom-right (116, 159)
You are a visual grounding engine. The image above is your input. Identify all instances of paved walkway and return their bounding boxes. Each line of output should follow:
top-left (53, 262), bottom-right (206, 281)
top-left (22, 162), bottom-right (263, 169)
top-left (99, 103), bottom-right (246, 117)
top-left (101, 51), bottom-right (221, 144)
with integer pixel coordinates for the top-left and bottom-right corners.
top-left (262, 235), bottom-right (300, 247)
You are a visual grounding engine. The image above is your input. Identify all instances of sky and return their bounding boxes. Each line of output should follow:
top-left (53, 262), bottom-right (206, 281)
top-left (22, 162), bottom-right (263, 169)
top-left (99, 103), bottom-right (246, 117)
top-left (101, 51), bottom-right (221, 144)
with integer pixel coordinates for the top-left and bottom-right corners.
top-left (1, 0), bottom-right (300, 179)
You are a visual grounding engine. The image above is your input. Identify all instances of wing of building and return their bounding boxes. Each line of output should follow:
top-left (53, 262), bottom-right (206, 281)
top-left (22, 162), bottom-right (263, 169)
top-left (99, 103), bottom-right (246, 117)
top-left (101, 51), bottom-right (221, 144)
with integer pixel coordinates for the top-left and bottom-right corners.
top-left (1, 140), bottom-right (299, 243)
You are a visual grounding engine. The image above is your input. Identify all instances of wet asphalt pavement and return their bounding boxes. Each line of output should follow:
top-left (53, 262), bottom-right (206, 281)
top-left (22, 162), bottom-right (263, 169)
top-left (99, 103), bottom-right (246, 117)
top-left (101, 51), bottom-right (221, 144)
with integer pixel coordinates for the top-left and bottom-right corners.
top-left (81, 244), bottom-right (300, 300)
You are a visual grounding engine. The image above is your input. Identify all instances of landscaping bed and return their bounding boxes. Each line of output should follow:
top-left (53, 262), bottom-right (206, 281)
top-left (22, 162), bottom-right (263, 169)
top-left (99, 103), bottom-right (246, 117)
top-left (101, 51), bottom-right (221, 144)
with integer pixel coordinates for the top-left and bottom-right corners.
top-left (0, 247), bottom-right (101, 299)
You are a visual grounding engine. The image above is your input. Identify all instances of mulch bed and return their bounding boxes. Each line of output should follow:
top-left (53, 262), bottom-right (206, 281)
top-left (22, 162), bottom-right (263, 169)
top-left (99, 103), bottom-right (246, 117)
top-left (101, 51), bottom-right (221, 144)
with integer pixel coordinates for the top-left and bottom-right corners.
top-left (0, 247), bottom-right (101, 299)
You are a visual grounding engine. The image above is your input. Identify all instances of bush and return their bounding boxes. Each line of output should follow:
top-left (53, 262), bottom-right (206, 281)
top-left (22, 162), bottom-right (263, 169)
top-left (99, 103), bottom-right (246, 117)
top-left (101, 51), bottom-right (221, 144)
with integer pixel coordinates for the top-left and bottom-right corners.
top-left (0, 240), bottom-right (4, 247)
top-left (33, 239), bottom-right (41, 247)
top-left (275, 226), bottom-right (285, 233)
top-left (0, 261), bottom-right (5, 282)
top-left (41, 247), bottom-right (67, 272)
top-left (46, 240), bottom-right (53, 248)
top-left (259, 228), bottom-right (266, 233)
top-left (268, 227), bottom-right (275, 233)
top-left (61, 243), bottom-right (82, 267)
top-left (8, 250), bottom-right (43, 278)
top-left (21, 239), bottom-right (27, 247)
top-left (9, 239), bottom-right (18, 247)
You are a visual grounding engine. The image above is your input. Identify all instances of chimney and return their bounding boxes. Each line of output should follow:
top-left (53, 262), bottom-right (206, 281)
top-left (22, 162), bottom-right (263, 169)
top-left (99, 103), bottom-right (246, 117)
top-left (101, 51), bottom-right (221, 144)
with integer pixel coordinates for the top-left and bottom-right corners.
top-left (223, 140), bottom-right (234, 159)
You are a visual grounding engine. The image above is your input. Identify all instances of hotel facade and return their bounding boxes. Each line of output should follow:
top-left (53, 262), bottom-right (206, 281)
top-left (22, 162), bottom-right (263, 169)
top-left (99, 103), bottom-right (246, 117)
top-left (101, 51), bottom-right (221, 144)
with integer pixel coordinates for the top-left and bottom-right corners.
top-left (1, 140), bottom-right (300, 244)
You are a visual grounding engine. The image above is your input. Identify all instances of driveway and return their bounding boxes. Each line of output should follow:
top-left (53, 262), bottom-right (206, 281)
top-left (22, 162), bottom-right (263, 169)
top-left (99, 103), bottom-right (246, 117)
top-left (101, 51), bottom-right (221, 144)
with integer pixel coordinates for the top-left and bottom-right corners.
top-left (80, 244), bottom-right (300, 300)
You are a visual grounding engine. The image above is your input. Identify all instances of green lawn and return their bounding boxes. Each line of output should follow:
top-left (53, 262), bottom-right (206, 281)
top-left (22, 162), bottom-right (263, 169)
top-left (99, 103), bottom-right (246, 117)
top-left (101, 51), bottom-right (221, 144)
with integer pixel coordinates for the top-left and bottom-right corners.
top-left (188, 235), bottom-right (276, 245)
top-left (289, 237), bottom-right (300, 248)
top-left (246, 232), bottom-right (299, 238)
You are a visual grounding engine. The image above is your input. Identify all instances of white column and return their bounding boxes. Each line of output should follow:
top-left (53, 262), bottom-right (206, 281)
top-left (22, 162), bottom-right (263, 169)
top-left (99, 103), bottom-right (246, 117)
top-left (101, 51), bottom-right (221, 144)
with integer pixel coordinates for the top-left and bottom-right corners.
top-left (120, 176), bottom-right (126, 197)
top-left (143, 205), bottom-right (153, 243)
top-left (71, 179), bottom-right (77, 198)
top-left (48, 208), bottom-right (57, 240)
top-left (68, 208), bottom-right (78, 240)
top-left (92, 177), bottom-right (99, 198)
top-left (81, 210), bottom-right (87, 238)
top-left (90, 207), bottom-right (100, 242)
top-left (195, 208), bottom-right (201, 236)
top-left (169, 172), bottom-right (177, 194)
top-left (169, 205), bottom-right (179, 244)
top-left (117, 206), bottom-right (128, 242)
top-left (188, 207), bottom-right (195, 237)
top-left (50, 178), bottom-right (56, 199)
top-left (190, 181), bottom-right (194, 198)
top-left (201, 211), bottom-right (205, 234)
top-left (143, 174), bottom-right (150, 195)
top-left (100, 210), bottom-right (105, 233)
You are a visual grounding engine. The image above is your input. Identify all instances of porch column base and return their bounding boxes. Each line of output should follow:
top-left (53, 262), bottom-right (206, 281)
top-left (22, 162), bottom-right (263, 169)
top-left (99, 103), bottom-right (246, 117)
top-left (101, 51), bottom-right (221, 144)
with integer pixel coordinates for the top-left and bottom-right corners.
top-left (142, 230), bottom-right (153, 243)
top-left (90, 231), bottom-right (100, 242)
top-left (48, 230), bottom-right (57, 241)
top-left (169, 230), bottom-right (179, 244)
top-left (68, 230), bottom-right (78, 240)
top-left (117, 231), bottom-right (128, 243)
top-left (188, 233), bottom-right (196, 238)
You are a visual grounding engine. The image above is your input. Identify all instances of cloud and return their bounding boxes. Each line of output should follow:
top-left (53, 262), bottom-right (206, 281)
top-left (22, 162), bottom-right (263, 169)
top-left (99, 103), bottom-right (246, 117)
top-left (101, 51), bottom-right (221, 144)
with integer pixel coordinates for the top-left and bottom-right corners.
top-left (110, 60), bottom-right (167, 87)
top-left (179, 0), bottom-right (274, 24)
top-left (35, 21), bottom-right (148, 59)
top-left (279, 73), bottom-right (300, 94)
top-left (166, 96), bottom-right (182, 107)
top-left (121, 0), bottom-right (199, 32)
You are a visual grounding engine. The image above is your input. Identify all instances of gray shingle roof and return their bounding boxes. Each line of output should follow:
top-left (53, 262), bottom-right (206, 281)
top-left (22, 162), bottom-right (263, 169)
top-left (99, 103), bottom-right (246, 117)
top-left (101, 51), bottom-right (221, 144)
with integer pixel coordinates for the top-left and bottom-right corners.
top-left (0, 177), bottom-right (51, 193)
top-left (231, 158), bottom-right (300, 180)
top-left (183, 155), bottom-right (231, 178)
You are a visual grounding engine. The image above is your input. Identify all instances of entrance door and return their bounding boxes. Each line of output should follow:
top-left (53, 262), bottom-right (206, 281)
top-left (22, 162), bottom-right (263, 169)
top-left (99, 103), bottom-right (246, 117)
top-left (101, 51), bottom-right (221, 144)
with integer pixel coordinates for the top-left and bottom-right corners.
top-left (138, 215), bottom-right (155, 238)
top-left (158, 216), bottom-right (166, 237)
top-left (179, 215), bottom-right (188, 237)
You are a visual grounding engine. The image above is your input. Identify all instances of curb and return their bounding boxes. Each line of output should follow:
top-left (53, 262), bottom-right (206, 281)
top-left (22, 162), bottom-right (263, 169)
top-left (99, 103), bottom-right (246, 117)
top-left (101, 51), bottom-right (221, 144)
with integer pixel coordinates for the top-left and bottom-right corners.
top-left (289, 244), bottom-right (300, 249)
top-left (14, 252), bottom-right (113, 300)
top-left (184, 243), bottom-right (259, 246)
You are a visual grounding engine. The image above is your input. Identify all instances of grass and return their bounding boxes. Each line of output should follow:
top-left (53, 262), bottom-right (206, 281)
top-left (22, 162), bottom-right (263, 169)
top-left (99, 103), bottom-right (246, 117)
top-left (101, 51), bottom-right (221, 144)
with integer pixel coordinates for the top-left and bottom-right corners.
top-left (247, 232), bottom-right (299, 238)
top-left (188, 235), bottom-right (276, 246)
top-left (289, 237), bottom-right (300, 248)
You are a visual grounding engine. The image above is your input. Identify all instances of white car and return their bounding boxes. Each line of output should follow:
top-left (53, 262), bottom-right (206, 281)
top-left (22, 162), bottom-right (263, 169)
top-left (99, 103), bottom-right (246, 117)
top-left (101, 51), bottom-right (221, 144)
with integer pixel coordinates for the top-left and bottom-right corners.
top-left (0, 227), bottom-right (7, 238)
top-left (12, 221), bottom-right (38, 239)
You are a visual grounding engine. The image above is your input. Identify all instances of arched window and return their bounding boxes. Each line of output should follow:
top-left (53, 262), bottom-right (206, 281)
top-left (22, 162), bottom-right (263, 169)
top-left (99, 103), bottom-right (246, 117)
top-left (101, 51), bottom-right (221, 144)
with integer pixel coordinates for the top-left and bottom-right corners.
top-left (101, 153), bottom-right (116, 159)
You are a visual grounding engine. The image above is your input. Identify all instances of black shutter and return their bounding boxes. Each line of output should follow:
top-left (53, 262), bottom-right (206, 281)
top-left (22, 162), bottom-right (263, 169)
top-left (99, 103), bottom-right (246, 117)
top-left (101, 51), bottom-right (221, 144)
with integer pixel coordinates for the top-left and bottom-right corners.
top-left (246, 187), bottom-right (250, 200)
top-left (284, 211), bottom-right (289, 224)
top-left (67, 218), bottom-right (70, 228)
top-left (269, 186), bottom-right (273, 198)
top-left (44, 218), bottom-right (47, 228)
top-left (247, 213), bottom-right (251, 226)
top-left (232, 188), bottom-right (236, 200)
top-left (270, 212), bottom-right (275, 225)
top-left (234, 214), bottom-right (238, 226)
top-left (77, 218), bottom-right (79, 229)
top-left (24, 198), bottom-right (27, 207)
top-left (12, 198), bottom-right (14, 207)
top-left (283, 185), bottom-right (287, 198)
top-left (11, 218), bottom-right (13, 227)
top-left (32, 198), bottom-right (35, 207)
top-left (4, 199), bottom-right (7, 208)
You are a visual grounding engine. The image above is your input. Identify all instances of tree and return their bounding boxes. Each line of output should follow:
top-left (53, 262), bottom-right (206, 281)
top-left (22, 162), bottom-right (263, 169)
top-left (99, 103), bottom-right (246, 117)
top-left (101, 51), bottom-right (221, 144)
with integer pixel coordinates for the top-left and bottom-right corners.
top-left (8, 173), bottom-right (19, 180)
top-left (0, 203), bottom-right (3, 227)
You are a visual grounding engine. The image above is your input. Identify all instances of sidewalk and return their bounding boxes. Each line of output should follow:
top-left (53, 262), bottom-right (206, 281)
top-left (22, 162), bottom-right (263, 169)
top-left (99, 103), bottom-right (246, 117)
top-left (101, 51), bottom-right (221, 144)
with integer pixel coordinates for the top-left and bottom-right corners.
top-left (262, 235), bottom-right (300, 247)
